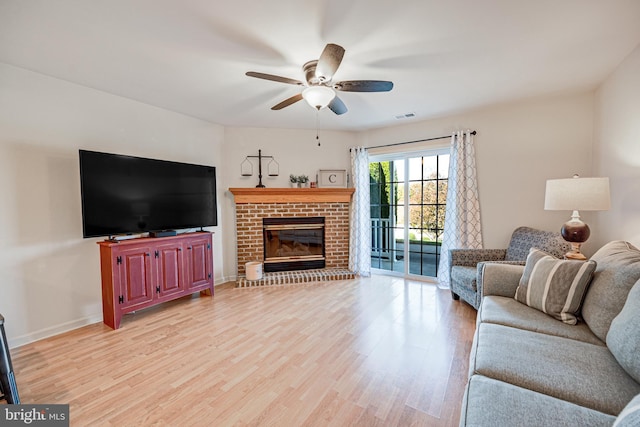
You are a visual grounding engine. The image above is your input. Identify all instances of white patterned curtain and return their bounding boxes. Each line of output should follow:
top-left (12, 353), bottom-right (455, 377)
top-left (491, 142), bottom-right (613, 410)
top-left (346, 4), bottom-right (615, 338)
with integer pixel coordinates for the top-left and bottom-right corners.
top-left (438, 130), bottom-right (483, 288)
top-left (349, 147), bottom-right (371, 276)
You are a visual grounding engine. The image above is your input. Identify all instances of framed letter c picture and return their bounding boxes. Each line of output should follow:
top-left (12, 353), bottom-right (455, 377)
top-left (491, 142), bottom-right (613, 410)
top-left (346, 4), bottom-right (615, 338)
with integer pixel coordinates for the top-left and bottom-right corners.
top-left (318, 169), bottom-right (347, 187)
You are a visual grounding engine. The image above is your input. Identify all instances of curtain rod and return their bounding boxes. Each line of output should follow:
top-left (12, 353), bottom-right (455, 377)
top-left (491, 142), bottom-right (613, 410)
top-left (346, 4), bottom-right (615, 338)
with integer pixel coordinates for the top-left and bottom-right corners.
top-left (352, 130), bottom-right (476, 151)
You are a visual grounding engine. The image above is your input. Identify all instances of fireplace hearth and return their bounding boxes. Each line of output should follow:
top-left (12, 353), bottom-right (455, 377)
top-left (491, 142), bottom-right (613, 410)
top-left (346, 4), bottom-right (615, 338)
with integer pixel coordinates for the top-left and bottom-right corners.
top-left (263, 217), bottom-right (325, 272)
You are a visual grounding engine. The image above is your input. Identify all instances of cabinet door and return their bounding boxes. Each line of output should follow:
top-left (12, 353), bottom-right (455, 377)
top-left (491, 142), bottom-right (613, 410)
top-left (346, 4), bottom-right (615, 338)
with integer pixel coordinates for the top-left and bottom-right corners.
top-left (115, 245), bottom-right (154, 309)
top-left (185, 236), bottom-right (213, 291)
top-left (156, 241), bottom-right (186, 299)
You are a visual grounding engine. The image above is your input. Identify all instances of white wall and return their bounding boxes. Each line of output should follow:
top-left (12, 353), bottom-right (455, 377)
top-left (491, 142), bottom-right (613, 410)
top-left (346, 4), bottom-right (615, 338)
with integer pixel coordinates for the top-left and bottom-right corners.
top-left (221, 126), bottom-right (357, 277)
top-left (592, 44), bottom-right (640, 249)
top-left (0, 63), bottom-right (225, 346)
top-left (359, 93), bottom-right (596, 251)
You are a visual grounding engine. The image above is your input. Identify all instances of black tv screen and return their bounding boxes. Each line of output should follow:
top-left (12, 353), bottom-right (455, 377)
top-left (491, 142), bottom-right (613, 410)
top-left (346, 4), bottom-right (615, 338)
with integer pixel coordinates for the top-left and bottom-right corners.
top-left (79, 150), bottom-right (217, 238)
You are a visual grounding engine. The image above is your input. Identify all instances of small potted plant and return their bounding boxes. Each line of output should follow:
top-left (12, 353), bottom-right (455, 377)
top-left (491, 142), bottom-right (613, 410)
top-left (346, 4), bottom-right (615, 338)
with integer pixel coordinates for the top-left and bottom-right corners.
top-left (298, 175), bottom-right (310, 188)
top-left (289, 174), bottom-right (298, 188)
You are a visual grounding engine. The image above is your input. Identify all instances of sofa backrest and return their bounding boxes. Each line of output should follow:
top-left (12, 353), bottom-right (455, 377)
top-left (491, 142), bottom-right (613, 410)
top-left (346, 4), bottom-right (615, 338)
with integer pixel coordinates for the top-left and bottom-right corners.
top-left (504, 226), bottom-right (571, 262)
top-left (582, 241), bottom-right (640, 342)
top-left (607, 278), bottom-right (640, 384)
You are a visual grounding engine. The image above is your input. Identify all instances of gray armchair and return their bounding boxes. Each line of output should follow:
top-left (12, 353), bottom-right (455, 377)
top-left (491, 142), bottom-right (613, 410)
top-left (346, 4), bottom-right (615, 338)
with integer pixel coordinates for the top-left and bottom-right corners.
top-left (449, 226), bottom-right (571, 309)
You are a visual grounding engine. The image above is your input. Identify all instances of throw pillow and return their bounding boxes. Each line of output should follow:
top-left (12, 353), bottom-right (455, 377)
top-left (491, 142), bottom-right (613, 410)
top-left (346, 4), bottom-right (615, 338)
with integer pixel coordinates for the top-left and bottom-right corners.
top-left (613, 393), bottom-right (640, 427)
top-left (514, 248), bottom-right (597, 325)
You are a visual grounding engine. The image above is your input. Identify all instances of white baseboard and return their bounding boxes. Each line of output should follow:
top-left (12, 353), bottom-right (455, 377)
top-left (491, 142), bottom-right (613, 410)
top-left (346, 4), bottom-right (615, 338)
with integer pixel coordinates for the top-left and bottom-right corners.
top-left (11, 278), bottom-right (235, 349)
top-left (10, 314), bottom-right (103, 350)
top-left (215, 274), bottom-right (236, 284)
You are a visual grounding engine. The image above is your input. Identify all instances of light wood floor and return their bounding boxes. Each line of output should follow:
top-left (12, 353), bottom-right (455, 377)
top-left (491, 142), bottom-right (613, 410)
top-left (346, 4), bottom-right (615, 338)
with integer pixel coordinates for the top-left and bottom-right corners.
top-left (10, 275), bottom-right (477, 426)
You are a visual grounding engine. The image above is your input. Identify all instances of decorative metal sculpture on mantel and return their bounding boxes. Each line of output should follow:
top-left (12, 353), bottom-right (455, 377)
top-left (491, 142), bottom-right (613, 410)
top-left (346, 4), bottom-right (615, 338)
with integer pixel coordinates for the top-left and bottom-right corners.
top-left (240, 149), bottom-right (279, 188)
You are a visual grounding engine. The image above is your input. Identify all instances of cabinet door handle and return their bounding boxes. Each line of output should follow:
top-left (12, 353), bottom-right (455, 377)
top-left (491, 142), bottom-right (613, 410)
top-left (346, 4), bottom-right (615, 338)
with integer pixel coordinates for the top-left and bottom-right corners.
top-left (145, 252), bottom-right (150, 257)
top-left (187, 247), bottom-right (192, 250)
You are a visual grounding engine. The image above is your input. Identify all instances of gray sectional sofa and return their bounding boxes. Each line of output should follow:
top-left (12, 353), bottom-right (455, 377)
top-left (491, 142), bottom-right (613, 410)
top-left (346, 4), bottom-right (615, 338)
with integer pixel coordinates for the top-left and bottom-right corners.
top-left (460, 240), bottom-right (640, 426)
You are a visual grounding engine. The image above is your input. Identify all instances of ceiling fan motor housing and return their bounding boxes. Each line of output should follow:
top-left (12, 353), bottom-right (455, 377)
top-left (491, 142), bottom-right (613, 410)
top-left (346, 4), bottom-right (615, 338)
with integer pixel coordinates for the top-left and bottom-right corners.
top-left (303, 60), bottom-right (321, 85)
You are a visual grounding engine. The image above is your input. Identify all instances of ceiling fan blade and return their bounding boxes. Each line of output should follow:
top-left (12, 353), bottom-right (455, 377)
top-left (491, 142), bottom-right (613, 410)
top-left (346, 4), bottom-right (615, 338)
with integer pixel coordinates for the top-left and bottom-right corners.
top-left (246, 71), bottom-right (304, 86)
top-left (328, 96), bottom-right (348, 115)
top-left (316, 43), bottom-right (345, 82)
top-left (334, 80), bottom-right (394, 92)
top-left (271, 93), bottom-right (304, 110)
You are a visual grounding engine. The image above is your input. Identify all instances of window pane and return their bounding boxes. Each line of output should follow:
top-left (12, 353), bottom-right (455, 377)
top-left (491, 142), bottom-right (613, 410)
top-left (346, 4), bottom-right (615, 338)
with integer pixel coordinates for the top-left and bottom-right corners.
top-left (438, 155), bottom-right (450, 178)
top-left (408, 206), bottom-right (423, 231)
top-left (422, 180), bottom-right (438, 204)
top-left (437, 181), bottom-right (448, 204)
top-left (408, 157), bottom-right (423, 182)
top-left (391, 160), bottom-right (404, 183)
top-left (423, 156), bottom-right (438, 179)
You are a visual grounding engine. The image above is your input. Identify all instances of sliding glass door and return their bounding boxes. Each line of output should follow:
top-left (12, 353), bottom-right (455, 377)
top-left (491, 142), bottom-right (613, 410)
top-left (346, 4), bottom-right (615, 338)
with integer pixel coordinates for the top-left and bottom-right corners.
top-left (370, 150), bottom-right (449, 279)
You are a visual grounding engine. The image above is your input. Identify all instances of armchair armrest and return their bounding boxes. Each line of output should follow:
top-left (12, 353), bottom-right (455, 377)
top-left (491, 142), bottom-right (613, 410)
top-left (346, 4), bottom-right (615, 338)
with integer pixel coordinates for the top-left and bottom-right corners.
top-left (449, 249), bottom-right (507, 267)
top-left (479, 263), bottom-right (525, 298)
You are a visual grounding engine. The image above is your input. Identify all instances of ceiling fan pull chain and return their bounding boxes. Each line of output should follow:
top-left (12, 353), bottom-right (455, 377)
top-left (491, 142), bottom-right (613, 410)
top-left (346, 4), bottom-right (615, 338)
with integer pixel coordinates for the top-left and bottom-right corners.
top-left (316, 111), bottom-right (321, 147)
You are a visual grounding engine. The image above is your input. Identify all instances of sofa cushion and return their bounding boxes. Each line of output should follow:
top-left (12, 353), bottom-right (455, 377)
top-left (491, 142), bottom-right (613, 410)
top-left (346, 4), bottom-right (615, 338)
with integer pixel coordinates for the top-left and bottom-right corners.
top-left (582, 241), bottom-right (640, 341)
top-left (479, 296), bottom-right (605, 346)
top-left (514, 248), bottom-right (596, 324)
top-left (462, 375), bottom-right (616, 427)
top-left (607, 279), bottom-right (640, 383)
top-left (481, 263), bottom-right (525, 298)
top-left (470, 323), bottom-right (640, 415)
top-left (614, 393), bottom-right (640, 427)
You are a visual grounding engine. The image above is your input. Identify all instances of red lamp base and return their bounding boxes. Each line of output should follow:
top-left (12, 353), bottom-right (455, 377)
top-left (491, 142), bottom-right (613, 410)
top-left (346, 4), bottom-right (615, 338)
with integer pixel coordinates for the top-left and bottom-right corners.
top-left (561, 216), bottom-right (590, 261)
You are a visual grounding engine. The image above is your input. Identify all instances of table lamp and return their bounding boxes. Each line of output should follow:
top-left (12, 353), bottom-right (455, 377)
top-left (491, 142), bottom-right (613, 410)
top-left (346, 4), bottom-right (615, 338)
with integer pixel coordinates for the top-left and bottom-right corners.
top-left (544, 175), bottom-right (610, 260)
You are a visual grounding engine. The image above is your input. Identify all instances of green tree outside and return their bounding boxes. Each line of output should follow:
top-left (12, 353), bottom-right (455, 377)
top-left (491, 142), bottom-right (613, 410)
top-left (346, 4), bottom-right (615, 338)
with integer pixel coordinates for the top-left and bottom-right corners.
top-left (370, 161), bottom-right (396, 219)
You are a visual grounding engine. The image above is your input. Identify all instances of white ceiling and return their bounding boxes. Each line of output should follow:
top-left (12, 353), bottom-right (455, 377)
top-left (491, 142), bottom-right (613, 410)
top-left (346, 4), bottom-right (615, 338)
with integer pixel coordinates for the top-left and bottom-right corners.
top-left (1, 0), bottom-right (639, 131)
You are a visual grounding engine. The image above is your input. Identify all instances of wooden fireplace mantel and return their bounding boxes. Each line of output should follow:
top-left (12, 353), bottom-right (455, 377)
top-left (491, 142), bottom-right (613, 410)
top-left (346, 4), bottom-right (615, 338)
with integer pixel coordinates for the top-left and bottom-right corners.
top-left (229, 187), bottom-right (355, 204)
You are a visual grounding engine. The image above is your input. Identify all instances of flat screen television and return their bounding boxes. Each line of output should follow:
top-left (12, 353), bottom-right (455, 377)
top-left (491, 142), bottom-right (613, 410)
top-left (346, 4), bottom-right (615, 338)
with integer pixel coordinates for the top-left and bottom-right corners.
top-left (79, 150), bottom-right (217, 238)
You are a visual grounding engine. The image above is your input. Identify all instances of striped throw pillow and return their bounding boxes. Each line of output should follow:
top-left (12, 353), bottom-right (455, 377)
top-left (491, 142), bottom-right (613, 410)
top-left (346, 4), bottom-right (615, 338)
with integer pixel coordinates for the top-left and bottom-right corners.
top-left (514, 248), bottom-right (597, 325)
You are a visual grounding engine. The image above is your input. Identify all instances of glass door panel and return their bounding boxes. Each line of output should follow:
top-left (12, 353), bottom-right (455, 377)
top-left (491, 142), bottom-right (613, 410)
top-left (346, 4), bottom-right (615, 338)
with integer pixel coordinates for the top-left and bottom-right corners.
top-left (370, 151), bottom-right (449, 279)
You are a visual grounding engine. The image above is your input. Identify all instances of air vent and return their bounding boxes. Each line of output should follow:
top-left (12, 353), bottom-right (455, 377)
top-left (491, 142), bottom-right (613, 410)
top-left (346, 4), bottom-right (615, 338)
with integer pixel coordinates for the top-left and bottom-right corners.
top-left (394, 112), bottom-right (416, 120)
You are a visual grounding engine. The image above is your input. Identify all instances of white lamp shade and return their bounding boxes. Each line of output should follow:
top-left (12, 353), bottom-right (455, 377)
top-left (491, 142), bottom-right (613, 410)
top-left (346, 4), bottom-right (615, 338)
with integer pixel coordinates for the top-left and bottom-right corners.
top-left (544, 176), bottom-right (611, 211)
top-left (302, 86), bottom-right (335, 110)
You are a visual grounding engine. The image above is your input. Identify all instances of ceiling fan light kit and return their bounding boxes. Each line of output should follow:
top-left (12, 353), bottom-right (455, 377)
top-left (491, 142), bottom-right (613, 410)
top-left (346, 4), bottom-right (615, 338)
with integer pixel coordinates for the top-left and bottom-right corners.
top-left (246, 43), bottom-right (393, 116)
top-left (302, 86), bottom-right (335, 110)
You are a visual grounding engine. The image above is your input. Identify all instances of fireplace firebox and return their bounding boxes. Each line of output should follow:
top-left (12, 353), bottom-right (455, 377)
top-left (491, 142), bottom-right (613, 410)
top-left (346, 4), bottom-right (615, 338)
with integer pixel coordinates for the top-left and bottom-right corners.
top-left (263, 217), bottom-right (325, 272)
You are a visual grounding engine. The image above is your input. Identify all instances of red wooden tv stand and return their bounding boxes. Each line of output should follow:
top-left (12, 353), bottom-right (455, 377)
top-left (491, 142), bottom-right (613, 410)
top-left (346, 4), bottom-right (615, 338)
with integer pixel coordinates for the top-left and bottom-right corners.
top-left (97, 232), bottom-right (214, 329)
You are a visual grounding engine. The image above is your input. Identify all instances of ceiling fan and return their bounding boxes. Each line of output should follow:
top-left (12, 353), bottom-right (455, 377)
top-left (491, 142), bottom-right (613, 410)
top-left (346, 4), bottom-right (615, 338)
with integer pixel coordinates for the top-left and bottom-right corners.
top-left (246, 43), bottom-right (393, 115)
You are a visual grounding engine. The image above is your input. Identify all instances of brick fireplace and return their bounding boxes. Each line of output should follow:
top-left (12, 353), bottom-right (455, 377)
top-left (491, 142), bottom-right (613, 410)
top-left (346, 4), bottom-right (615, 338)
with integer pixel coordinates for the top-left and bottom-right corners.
top-left (229, 188), bottom-right (354, 278)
